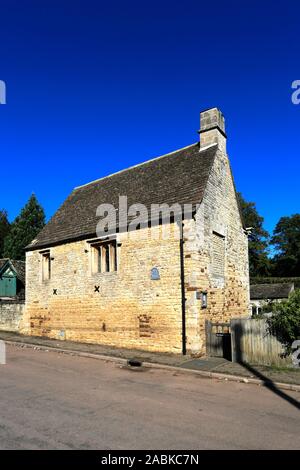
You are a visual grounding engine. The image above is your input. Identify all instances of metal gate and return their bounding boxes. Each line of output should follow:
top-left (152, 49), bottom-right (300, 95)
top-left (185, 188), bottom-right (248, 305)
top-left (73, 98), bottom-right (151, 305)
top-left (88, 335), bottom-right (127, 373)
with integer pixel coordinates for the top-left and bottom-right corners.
top-left (205, 320), bottom-right (232, 360)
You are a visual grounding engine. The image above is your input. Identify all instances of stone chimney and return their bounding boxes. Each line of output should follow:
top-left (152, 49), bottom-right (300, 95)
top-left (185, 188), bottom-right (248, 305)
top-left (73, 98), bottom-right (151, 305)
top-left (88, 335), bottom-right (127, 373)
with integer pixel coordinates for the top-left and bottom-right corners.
top-left (199, 107), bottom-right (226, 153)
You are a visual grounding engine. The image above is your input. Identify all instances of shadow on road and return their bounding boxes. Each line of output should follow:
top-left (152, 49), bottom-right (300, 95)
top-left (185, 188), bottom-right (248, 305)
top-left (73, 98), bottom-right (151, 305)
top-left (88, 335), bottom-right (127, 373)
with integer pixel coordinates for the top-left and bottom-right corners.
top-left (233, 323), bottom-right (300, 411)
top-left (240, 361), bottom-right (300, 411)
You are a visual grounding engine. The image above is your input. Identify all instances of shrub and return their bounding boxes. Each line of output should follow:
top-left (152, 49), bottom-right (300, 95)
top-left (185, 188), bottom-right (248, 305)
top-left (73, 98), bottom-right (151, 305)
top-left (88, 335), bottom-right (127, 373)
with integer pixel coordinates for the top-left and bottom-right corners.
top-left (267, 289), bottom-right (300, 353)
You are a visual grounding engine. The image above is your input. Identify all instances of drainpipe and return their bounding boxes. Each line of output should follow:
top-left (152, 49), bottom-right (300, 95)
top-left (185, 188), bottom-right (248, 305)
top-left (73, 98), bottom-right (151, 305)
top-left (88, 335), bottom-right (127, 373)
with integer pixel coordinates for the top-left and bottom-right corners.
top-left (180, 221), bottom-right (187, 355)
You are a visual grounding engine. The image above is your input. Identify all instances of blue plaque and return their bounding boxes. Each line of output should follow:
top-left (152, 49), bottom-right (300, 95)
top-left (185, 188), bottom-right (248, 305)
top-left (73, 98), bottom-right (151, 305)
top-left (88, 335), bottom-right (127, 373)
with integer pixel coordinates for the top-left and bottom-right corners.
top-left (151, 267), bottom-right (160, 280)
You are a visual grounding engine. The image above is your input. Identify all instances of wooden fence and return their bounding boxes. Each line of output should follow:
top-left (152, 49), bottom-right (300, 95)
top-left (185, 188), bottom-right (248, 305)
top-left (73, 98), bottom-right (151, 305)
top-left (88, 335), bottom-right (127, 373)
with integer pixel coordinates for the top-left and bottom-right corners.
top-left (231, 318), bottom-right (291, 366)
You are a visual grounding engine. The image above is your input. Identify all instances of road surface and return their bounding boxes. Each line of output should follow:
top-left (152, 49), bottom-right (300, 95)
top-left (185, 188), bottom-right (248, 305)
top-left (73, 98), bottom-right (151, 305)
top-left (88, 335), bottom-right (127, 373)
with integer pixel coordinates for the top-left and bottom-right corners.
top-left (0, 344), bottom-right (299, 450)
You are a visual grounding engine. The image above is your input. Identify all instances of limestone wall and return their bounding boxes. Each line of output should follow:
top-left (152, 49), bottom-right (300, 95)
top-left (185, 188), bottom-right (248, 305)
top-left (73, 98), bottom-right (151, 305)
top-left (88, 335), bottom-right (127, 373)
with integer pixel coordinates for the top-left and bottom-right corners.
top-left (24, 224), bottom-right (183, 353)
top-left (183, 147), bottom-right (250, 354)
top-left (0, 300), bottom-right (25, 332)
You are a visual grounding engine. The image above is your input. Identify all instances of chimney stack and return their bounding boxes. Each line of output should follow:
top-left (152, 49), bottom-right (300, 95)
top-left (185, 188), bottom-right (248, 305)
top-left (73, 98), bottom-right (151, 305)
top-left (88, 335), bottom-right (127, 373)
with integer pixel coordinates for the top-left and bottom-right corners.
top-left (199, 108), bottom-right (226, 153)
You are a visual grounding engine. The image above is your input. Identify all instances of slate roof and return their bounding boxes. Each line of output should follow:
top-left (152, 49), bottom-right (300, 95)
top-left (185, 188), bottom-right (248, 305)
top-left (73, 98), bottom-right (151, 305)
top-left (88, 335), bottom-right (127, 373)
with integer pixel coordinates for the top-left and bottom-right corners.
top-left (250, 283), bottom-right (294, 300)
top-left (11, 260), bottom-right (26, 284)
top-left (27, 142), bottom-right (219, 250)
top-left (0, 259), bottom-right (7, 271)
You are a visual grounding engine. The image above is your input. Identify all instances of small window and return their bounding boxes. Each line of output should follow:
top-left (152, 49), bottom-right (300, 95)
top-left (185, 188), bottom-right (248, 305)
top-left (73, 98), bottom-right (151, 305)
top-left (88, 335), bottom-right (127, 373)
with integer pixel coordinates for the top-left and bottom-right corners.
top-left (91, 240), bottom-right (117, 274)
top-left (41, 251), bottom-right (51, 281)
top-left (201, 291), bottom-right (208, 309)
top-left (212, 232), bottom-right (225, 278)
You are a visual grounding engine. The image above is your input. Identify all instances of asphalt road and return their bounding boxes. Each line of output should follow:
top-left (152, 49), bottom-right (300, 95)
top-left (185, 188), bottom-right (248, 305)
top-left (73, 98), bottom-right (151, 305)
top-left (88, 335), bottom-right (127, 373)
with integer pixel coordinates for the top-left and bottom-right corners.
top-left (0, 344), bottom-right (299, 450)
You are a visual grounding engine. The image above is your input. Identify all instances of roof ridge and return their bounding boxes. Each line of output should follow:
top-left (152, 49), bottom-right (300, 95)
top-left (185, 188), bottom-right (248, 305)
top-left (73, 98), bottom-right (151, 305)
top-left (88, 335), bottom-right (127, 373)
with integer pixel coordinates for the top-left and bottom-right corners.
top-left (74, 142), bottom-right (203, 191)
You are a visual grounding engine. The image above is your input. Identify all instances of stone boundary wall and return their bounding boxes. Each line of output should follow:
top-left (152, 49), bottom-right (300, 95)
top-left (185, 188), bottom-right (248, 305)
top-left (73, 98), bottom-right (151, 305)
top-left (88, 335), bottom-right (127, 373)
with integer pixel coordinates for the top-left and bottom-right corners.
top-left (0, 300), bottom-right (25, 332)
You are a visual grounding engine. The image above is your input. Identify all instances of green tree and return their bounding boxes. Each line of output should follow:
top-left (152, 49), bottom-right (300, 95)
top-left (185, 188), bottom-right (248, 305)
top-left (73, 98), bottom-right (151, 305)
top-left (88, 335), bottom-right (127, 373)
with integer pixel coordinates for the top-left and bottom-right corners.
top-left (271, 214), bottom-right (300, 277)
top-left (237, 192), bottom-right (271, 276)
top-left (3, 194), bottom-right (45, 260)
top-left (267, 289), bottom-right (300, 353)
top-left (0, 209), bottom-right (10, 258)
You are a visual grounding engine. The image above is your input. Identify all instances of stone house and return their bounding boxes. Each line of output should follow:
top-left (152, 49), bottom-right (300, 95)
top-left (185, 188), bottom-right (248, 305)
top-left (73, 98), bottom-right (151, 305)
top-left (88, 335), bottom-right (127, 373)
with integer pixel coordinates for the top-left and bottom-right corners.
top-left (23, 107), bottom-right (250, 355)
top-left (250, 283), bottom-right (294, 316)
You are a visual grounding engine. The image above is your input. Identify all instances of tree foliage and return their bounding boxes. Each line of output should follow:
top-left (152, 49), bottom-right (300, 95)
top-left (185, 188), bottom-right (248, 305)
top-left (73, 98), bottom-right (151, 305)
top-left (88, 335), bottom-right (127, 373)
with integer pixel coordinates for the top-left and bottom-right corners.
top-left (267, 289), bottom-right (300, 352)
top-left (271, 214), bottom-right (300, 277)
top-left (0, 209), bottom-right (10, 258)
top-left (3, 194), bottom-right (45, 260)
top-left (237, 192), bottom-right (271, 276)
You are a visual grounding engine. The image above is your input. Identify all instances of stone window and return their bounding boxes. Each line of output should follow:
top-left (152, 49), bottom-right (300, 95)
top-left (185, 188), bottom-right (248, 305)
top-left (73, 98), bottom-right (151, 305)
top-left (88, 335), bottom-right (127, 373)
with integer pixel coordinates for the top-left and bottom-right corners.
top-left (41, 250), bottom-right (51, 281)
top-left (91, 240), bottom-right (117, 274)
top-left (211, 231), bottom-right (225, 278)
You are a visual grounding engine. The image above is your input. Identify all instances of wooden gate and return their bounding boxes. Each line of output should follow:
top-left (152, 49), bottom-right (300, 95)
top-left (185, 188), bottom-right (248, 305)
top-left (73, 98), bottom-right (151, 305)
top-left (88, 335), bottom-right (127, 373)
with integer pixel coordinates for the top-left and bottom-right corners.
top-left (205, 320), bottom-right (232, 360)
top-left (0, 275), bottom-right (16, 297)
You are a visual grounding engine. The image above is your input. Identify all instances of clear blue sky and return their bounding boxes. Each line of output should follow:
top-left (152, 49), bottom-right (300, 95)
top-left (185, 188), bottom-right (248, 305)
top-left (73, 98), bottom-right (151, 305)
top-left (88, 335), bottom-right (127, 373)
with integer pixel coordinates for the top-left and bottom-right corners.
top-left (0, 0), bottom-right (299, 235)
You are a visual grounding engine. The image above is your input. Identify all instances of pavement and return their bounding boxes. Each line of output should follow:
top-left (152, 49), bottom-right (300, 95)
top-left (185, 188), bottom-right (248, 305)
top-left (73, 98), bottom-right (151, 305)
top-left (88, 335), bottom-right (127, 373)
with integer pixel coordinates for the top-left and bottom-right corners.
top-left (0, 343), bottom-right (299, 450)
top-left (0, 331), bottom-right (300, 389)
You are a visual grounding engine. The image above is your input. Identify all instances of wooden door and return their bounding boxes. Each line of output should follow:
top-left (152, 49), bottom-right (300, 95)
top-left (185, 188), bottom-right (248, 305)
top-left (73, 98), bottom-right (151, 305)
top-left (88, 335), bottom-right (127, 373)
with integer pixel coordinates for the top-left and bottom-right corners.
top-left (0, 275), bottom-right (17, 297)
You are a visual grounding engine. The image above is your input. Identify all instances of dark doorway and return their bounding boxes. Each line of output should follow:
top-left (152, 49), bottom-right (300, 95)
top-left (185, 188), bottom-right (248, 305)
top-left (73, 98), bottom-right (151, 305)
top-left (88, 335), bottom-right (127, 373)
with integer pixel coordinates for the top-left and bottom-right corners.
top-left (205, 320), bottom-right (232, 361)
